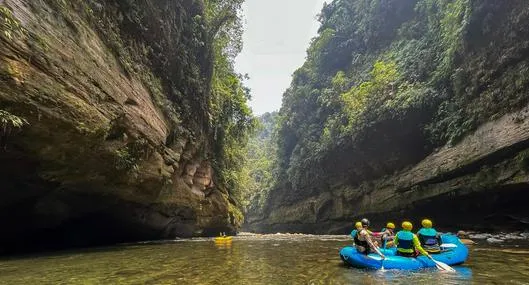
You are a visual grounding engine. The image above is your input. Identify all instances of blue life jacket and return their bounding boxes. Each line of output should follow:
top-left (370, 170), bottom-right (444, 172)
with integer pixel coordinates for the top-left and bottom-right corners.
top-left (417, 228), bottom-right (439, 246)
top-left (396, 231), bottom-right (414, 253)
top-left (350, 230), bottom-right (358, 240)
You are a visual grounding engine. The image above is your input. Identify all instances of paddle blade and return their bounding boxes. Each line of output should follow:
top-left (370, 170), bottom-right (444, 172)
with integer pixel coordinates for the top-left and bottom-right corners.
top-left (434, 260), bottom-right (456, 272)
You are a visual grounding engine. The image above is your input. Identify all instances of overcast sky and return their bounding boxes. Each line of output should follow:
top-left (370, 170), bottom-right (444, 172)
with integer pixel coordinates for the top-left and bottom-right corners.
top-left (234, 0), bottom-right (327, 115)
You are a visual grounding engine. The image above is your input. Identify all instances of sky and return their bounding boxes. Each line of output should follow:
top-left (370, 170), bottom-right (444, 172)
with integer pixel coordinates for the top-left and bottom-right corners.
top-left (234, 0), bottom-right (328, 115)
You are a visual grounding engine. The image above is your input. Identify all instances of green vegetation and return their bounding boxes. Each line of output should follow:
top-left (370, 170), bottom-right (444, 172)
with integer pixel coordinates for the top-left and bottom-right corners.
top-left (205, 0), bottom-right (257, 208)
top-left (114, 148), bottom-right (140, 173)
top-left (244, 112), bottom-right (278, 212)
top-left (270, 0), bottom-right (529, 200)
top-left (0, 109), bottom-right (28, 135)
top-left (113, 139), bottom-right (152, 173)
top-left (0, 6), bottom-right (27, 40)
top-left (341, 60), bottom-right (399, 129)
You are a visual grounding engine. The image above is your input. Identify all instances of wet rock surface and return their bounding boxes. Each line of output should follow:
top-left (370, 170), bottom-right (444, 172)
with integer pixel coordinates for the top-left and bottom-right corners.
top-left (0, 0), bottom-right (237, 253)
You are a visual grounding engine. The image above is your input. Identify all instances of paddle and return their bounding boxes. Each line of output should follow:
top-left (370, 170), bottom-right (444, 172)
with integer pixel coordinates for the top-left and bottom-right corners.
top-left (371, 242), bottom-right (387, 270)
top-left (440, 243), bottom-right (457, 248)
top-left (359, 229), bottom-right (386, 269)
top-left (373, 244), bottom-right (385, 258)
top-left (427, 255), bottom-right (456, 272)
top-left (363, 236), bottom-right (386, 269)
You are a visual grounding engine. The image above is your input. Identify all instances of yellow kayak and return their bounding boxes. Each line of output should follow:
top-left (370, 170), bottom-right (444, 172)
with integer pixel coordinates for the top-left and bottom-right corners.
top-left (214, 236), bottom-right (233, 242)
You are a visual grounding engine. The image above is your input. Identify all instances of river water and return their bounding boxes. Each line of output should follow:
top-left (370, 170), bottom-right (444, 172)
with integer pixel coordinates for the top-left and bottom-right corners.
top-left (0, 233), bottom-right (527, 284)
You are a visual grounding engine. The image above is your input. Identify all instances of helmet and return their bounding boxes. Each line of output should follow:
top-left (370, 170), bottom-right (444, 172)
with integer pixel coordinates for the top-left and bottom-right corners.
top-left (355, 222), bottom-right (362, 229)
top-left (386, 222), bottom-right (395, 229)
top-left (422, 219), bottom-right (433, 228)
top-left (361, 218), bottom-right (370, 227)
top-left (402, 221), bottom-right (413, 231)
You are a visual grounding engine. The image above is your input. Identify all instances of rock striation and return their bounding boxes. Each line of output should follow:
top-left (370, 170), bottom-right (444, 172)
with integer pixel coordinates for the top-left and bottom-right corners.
top-left (0, 0), bottom-right (238, 253)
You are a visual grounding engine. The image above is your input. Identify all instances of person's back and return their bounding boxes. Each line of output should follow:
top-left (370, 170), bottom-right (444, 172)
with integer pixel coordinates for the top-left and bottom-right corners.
top-left (355, 219), bottom-right (375, 255)
top-left (417, 219), bottom-right (441, 253)
top-left (354, 218), bottom-right (386, 259)
top-left (394, 221), bottom-right (429, 258)
top-left (350, 221), bottom-right (362, 244)
top-left (382, 229), bottom-right (395, 240)
top-left (381, 222), bottom-right (396, 248)
top-left (356, 228), bottom-right (370, 254)
top-left (395, 230), bottom-right (415, 257)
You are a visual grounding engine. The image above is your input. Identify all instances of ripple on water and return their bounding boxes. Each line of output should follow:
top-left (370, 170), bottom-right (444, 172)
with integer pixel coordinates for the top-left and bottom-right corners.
top-left (0, 234), bottom-right (527, 284)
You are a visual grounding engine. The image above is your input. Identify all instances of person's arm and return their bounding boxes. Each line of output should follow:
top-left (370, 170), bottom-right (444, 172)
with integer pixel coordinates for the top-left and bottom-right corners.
top-left (365, 233), bottom-right (376, 248)
top-left (413, 235), bottom-right (430, 256)
top-left (364, 232), bottom-right (385, 259)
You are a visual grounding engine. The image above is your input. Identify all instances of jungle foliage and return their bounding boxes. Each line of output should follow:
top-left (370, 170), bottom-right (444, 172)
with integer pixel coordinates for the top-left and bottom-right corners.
top-left (205, 0), bottom-right (258, 208)
top-left (243, 112), bottom-right (279, 212)
top-left (273, 0), bottom-right (529, 197)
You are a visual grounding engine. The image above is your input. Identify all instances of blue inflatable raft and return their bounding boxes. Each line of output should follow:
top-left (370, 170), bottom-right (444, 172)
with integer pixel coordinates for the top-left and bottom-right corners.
top-left (339, 234), bottom-right (468, 270)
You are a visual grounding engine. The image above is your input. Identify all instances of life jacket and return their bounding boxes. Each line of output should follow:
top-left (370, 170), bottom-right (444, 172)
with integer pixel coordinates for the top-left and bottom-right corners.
top-left (396, 231), bottom-right (414, 253)
top-left (351, 230), bottom-right (358, 241)
top-left (355, 229), bottom-right (369, 249)
top-left (417, 228), bottom-right (440, 253)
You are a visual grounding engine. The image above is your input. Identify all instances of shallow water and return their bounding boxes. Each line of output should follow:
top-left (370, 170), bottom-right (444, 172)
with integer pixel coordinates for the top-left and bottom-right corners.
top-left (0, 234), bottom-right (528, 284)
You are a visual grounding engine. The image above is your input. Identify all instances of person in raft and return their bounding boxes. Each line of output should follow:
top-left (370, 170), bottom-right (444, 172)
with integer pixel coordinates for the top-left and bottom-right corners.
top-left (355, 218), bottom-right (385, 259)
top-left (417, 219), bottom-right (441, 253)
top-left (394, 221), bottom-right (430, 258)
top-left (381, 222), bottom-right (396, 248)
top-left (350, 221), bottom-right (363, 244)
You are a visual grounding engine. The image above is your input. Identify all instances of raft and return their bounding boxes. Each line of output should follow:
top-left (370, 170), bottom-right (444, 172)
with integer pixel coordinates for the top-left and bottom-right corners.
top-left (339, 234), bottom-right (468, 270)
top-left (214, 236), bottom-right (233, 243)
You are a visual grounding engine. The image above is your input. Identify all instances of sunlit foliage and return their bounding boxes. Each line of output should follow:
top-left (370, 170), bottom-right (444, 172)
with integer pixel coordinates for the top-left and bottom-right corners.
top-left (205, 0), bottom-right (257, 208)
top-left (271, 0), bottom-right (529, 196)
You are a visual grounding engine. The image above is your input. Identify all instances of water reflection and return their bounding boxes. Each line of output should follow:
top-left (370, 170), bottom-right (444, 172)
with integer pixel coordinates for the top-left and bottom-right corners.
top-left (346, 266), bottom-right (474, 284)
top-left (0, 234), bottom-right (526, 284)
top-left (214, 241), bottom-right (233, 249)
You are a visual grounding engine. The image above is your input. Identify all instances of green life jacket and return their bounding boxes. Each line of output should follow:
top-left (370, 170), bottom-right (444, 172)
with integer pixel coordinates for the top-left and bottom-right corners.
top-left (396, 231), bottom-right (414, 253)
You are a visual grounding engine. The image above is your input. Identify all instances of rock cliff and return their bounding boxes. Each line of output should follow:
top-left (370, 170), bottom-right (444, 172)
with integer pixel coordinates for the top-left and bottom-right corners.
top-left (0, 0), bottom-right (240, 253)
top-left (247, 103), bottom-right (529, 233)
top-left (246, 0), bottom-right (529, 233)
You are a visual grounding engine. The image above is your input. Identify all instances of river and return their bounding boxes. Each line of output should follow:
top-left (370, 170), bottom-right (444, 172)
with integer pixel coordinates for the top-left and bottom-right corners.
top-left (0, 233), bottom-right (527, 284)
